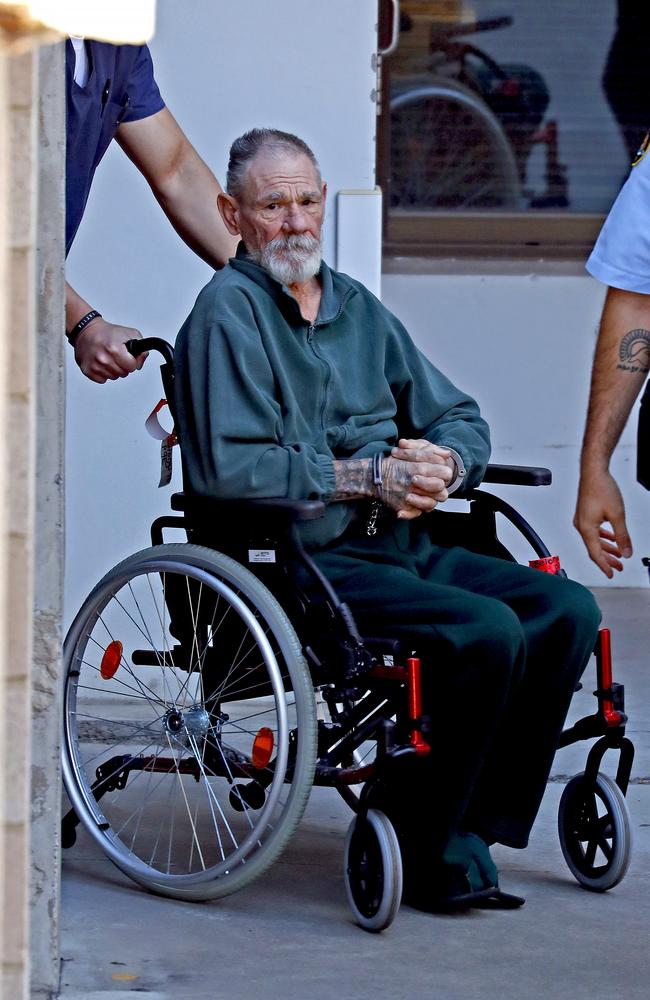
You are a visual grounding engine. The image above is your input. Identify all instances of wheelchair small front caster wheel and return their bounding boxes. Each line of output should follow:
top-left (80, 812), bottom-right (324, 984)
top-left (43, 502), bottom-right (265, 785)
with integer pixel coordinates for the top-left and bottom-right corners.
top-left (344, 808), bottom-right (402, 932)
top-left (558, 772), bottom-right (632, 891)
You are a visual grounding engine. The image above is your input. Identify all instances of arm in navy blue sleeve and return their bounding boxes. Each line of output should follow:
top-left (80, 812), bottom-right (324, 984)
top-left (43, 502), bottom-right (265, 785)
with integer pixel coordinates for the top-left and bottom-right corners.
top-left (121, 45), bottom-right (165, 123)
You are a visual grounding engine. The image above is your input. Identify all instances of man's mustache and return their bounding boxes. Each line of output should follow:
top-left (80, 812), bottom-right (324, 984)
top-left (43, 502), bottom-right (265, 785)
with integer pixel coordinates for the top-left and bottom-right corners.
top-left (265, 235), bottom-right (320, 255)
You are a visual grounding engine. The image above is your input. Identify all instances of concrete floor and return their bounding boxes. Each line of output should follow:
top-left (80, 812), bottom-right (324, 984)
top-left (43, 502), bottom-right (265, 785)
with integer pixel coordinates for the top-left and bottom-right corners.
top-left (59, 587), bottom-right (650, 1000)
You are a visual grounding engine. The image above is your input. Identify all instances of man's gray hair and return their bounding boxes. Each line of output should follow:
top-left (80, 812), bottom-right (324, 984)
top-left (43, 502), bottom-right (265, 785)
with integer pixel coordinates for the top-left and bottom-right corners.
top-left (226, 128), bottom-right (321, 198)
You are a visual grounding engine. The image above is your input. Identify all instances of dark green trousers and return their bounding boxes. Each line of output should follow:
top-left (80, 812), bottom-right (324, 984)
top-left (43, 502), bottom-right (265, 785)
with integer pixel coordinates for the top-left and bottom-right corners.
top-left (311, 518), bottom-right (601, 854)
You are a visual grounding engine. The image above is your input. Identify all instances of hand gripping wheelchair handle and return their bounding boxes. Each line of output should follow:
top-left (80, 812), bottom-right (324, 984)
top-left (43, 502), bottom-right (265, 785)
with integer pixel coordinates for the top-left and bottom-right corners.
top-left (126, 338), bottom-right (177, 424)
top-left (125, 337), bottom-right (174, 365)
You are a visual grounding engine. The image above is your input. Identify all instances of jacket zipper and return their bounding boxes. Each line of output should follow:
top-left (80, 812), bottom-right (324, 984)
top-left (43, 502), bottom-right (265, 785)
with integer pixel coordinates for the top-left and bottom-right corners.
top-left (305, 323), bottom-right (331, 429)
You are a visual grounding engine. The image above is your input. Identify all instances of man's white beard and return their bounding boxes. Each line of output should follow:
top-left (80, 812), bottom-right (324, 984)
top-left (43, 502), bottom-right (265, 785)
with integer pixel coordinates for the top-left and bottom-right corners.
top-left (249, 234), bottom-right (322, 285)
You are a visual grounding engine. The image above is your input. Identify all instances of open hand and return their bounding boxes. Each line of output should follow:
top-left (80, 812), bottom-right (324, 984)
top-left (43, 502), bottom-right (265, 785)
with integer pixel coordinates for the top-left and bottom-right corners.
top-left (574, 468), bottom-right (632, 578)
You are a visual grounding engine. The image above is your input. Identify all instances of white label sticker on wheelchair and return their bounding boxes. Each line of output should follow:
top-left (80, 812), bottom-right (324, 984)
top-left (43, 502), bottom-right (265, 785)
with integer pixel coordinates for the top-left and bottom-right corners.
top-left (248, 549), bottom-right (276, 564)
top-left (145, 399), bottom-right (178, 487)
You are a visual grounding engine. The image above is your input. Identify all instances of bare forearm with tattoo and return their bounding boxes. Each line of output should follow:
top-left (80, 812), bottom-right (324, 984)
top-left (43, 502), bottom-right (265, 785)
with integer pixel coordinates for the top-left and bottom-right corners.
top-left (581, 289), bottom-right (650, 472)
top-left (574, 286), bottom-right (650, 576)
top-left (331, 459), bottom-right (376, 501)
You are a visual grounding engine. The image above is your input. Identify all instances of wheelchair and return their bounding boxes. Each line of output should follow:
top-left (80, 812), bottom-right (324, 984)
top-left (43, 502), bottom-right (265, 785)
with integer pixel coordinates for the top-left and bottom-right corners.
top-left (389, 11), bottom-right (569, 210)
top-left (61, 339), bottom-right (634, 932)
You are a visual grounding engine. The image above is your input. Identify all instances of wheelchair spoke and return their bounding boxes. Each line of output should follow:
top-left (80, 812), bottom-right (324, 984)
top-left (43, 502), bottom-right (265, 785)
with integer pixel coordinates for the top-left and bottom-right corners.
top-left (123, 747), bottom-right (167, 847)
top-left (207, 667), bottom-right (289, 705)
top-left (146, 761), bottom-right (179, 868)
top-left (72, 710), bottom-right (160, 732)
top-left (80, 657), bottom-right (163, 713)
top-left (76, 681), bottom-right (159, 703)
top-left (117, 583), bottom-right (167, 671)
top-left (143, 574), bottom-right (177, 708)
top-left (570, 790), bottom-right (615, 872)
top-left (187, 797), bottom-right (202, 873)
top-left (214, 664), bottom-right (273, 701)
top-left (75, 715), bottom-right (166, 772)
top-left (597, 834), bottom-right (613, 861)
top-left (203, 736), bottom-right (257, 830)
top-left (89, 738), bottom-right (162, 793)
top-left (164, 733), bottom-right (206, 870)
top-left (584, 835), bottom-right (598, 869)
top-left (78, 665), bottom-right (158, 709)
top-left (116, 763), bottom-right (172, 846)
top-left (164, 773), bottom-right (180, 874)
top-left (206, 636), bottom-right (257, 700)
top-left (224, 698), bottom-right (295, 728)
top-left (172, 592), bottom-right (228, 707)
top-left (172, 574), bottom-right (205, 712)
top-left (185, 733), bottom-right (239, 856)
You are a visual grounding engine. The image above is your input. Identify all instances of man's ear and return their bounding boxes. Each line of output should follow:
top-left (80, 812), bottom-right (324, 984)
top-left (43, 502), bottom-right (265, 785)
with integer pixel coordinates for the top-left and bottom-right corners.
top-left (217, 192), bottom-right (241, 236)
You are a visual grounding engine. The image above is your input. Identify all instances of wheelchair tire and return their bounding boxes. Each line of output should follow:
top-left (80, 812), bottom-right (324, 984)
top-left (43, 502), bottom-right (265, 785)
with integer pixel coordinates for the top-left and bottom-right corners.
top-left (62, 543), bottom-right (317, 901)
top-left (390, 76), bottom-right (522, 210)
top-left (558, 772), bottom-right (632, 892)
top-left (344, 809), bottom-right (403, 932)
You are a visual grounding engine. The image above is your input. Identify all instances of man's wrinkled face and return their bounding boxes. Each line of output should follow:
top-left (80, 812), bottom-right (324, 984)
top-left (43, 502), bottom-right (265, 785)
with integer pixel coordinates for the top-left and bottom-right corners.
top-left (235, 150), bottom-right (326, 285)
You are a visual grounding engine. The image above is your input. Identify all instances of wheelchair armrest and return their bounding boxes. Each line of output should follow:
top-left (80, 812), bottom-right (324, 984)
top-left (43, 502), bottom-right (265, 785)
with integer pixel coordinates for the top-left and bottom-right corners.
top-left (481, 464), bottom-right (552, 487)
top-left (170, 492), bottom-right (325, 523)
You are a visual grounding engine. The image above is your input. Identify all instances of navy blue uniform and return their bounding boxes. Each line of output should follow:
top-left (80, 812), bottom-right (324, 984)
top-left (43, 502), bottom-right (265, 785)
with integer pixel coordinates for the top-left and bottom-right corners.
top-left (66, 40), bottom-right (165, 254)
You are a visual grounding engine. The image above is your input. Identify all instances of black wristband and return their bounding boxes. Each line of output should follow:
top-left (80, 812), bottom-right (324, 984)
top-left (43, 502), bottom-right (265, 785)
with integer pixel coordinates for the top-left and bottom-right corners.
top-left (66, 309), bottom-right (101, 347)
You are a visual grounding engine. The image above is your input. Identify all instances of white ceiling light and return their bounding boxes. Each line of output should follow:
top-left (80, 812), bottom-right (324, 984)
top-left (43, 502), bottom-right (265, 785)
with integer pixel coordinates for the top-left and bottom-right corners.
top-left (2, 1), bottom-right (157, 44)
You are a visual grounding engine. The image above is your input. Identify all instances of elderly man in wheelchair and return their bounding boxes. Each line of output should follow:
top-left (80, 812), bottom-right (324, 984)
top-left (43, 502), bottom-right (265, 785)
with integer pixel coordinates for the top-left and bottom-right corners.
top-left (62, 126), bottom-right (635, 933)
top-left (173, 128), bottom-right (600, 911)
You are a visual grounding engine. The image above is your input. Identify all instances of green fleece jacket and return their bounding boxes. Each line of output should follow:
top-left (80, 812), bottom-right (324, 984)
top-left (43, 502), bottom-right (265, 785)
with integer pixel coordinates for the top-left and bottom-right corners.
top-left (174, 246), bottom-right (491, 548)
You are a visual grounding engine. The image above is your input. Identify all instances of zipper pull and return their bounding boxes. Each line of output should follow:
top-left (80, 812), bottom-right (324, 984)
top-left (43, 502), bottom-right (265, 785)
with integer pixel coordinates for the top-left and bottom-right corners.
top-left (307, 324), bottom-right (315, 342)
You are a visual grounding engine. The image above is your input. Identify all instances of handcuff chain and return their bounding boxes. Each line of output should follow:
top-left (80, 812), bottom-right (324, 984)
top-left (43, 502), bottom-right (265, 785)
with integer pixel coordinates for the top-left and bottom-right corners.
top-left (367, 452), bottom-right (385, 536)
top-left (366, 500), bottom-right (382, 536)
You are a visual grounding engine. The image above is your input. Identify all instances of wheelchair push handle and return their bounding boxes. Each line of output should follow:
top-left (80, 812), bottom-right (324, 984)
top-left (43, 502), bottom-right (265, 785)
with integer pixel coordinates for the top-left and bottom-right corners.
top-left (125, 337), bottom-right (175, 365)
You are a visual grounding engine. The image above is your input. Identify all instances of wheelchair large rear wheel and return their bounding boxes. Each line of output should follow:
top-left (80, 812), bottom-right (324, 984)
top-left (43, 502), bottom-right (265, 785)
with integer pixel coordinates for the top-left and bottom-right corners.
top-left (62, 543), bottom-right (317, 901)
top-left (390, 77), bottom-right (522, 210)
top-left (558, 772), bottom-right (632, 892)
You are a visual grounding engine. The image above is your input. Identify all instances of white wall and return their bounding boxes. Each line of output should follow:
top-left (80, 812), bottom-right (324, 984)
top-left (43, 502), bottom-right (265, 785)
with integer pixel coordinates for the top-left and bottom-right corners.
top-left (383, 268), bottom-right (648, 588)
top-left (64, 0), bottom-right (379, 619)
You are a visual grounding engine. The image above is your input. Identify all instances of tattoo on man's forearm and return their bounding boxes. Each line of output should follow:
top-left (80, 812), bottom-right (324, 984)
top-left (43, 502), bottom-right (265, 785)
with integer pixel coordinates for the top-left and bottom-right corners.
top-left (332, 459), bottom-right (373, 501)
top-left (616, 328), bottom-right (650, 374)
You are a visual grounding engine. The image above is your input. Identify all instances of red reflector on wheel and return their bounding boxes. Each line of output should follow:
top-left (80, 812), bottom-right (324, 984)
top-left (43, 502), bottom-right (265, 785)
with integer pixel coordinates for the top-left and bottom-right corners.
top-left (252, 727), bottom-right (274, 769)
top-left (100, 640), bottom-right (123, 680)
top-left (529, 555), bottom-right (561, 575)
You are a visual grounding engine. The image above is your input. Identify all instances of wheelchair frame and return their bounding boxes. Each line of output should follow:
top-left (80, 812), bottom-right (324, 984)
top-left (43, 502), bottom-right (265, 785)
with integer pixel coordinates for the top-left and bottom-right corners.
top-left (61, 339), bottom-right (635, 931)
